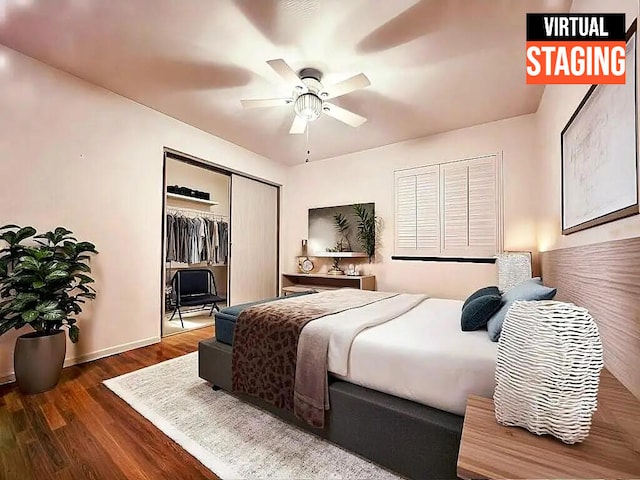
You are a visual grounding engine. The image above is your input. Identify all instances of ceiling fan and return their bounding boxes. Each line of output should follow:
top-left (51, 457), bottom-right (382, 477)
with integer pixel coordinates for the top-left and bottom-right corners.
top-left (240, 59), bottom-right (371, 134)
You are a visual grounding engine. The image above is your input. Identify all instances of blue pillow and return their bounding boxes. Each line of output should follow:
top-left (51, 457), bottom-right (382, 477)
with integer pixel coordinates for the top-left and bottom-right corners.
top-left (487, 277), bottom-right (557, 342)
top-left (461, 294), bottom-right (503, 331)
top-left (462, 286), bottom-right (500, 310)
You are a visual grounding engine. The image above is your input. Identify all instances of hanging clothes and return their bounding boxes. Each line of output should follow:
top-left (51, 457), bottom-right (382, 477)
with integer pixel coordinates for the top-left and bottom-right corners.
top-left (165, 212), bottom-right (228, 265)
top-left (166, 214), bottom-right (177, 262)
top-left (213, 219), bottom-right (220, 263)
top-left (218, 221), bottom-right (229, 264)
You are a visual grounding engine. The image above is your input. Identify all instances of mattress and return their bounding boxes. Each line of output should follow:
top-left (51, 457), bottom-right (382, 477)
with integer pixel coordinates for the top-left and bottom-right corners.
top-left (327, 298), bottom-right (498, 416)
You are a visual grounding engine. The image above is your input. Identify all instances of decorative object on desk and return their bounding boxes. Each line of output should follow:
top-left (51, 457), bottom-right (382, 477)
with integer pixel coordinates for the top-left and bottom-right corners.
top-left (496, 251), bottom-right (532, 292)
top-left (297, 256), bottom-right (314, 274)
top-left (561, 22), bottom-right (638, 235)
top-left (353, 203), bottom-right (379, 262)
top-left (313, 251), bottom-right (368, 276)
top-left (345, 264), bottom-right (359, 276)
top-left (326, 247), bottom-right (345, 275)
top-left (494, 300), bottom-right (604, 444)
top-left (0, 225), bottom-right (98, 394)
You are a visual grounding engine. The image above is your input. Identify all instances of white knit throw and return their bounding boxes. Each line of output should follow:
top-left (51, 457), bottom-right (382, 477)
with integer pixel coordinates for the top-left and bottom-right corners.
top-left (494, 300), bottom-right (603, 444)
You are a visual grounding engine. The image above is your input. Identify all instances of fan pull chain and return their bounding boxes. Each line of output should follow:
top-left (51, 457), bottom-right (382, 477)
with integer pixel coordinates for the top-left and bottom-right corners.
top-left (305, 125), bottom-right (310, 163)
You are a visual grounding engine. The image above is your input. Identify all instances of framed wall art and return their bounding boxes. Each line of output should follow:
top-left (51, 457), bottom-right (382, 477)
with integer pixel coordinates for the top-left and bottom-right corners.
top-left (561, 20), bottom-right (638, 235)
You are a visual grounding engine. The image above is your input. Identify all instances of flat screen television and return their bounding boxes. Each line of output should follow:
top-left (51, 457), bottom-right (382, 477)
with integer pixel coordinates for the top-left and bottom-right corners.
top-left (307, 203), bottom-right (375, 255)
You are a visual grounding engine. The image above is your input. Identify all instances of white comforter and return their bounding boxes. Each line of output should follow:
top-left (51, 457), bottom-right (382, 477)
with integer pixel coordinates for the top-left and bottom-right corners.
top-left (326, 297), bottom-right (498, 416)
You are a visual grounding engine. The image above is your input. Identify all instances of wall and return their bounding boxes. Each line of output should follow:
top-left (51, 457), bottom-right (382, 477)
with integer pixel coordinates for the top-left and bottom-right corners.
top-left (0, 45), bottom-right (287, 380)
top-left (283, 114), bottom-right (540, 299)
top-left (536, 0), bottom-right (640, 252)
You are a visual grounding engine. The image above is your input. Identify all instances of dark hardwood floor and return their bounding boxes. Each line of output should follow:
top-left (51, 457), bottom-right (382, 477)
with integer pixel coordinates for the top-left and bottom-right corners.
top-left (0, 327), bottom-right (218, 480)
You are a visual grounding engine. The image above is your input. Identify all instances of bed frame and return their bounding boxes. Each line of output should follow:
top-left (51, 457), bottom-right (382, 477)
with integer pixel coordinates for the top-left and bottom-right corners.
top-left (198, 338), bottom-right (463, 480)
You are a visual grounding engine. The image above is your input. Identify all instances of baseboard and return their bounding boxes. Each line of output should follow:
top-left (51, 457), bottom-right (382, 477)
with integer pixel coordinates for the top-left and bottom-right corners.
top-left (0, 336), bottom-right (161, 386)
top-left (62, 336), bottom-right (161, 367)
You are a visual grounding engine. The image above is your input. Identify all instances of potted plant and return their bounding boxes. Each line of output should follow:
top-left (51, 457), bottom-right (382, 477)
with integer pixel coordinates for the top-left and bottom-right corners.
top-left (0, 225), bottom-right (98, 394)
top-left (353, 204), bottom-right (379, 263)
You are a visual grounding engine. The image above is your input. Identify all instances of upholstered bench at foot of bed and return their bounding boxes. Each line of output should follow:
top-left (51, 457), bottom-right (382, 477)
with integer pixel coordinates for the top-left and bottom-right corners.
top-left (199, 337), bottom-right (233, 391)
top-left (213, 312), bottom-right (238, 346)
top-left (198, 338), bottom-right (464, 480)
top-left (214, 291), bottom-right (314, 345)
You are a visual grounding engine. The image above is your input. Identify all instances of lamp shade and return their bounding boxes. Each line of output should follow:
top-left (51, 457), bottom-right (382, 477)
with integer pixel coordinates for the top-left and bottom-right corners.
top-left (496, 252), bottom-right (532, 292)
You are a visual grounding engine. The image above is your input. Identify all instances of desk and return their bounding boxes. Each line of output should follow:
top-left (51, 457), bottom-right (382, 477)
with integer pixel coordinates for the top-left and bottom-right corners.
top-left (281, 273), bottom-right (375, 294)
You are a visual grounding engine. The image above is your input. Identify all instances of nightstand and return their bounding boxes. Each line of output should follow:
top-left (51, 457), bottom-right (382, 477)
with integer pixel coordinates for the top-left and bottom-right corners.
top-left (457, 370), bottom-right (640, 479)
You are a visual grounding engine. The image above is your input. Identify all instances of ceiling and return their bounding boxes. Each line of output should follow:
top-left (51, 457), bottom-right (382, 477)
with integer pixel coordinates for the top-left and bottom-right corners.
top-left (0, 0), bottom-right (571, 164)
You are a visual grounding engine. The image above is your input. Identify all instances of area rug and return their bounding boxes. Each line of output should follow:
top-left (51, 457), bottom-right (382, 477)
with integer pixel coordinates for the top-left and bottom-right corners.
top-left (103, 353), bottom-right (399, 479)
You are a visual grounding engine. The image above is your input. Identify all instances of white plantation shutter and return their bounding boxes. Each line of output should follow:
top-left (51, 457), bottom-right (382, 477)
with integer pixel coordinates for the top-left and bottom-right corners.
top-left (395, 174), bottom-right (417, 250)
top-left (468, 157), bottom-right (498, 255)
top-left (394, 166), bottom-right (440, 255)
top-left (416, 170), bottom-right (440, 251)
top-left (441, 162), bottom-right (469, 254)
top-left (394, 154), bottom-right (501, 258)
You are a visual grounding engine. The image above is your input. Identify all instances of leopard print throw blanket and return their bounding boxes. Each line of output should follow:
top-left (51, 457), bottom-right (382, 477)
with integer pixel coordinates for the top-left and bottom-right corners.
top-left (231, 289), bottom-right (396, 424)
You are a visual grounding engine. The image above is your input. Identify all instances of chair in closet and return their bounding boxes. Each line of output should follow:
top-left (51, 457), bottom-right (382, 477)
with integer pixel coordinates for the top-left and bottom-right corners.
top-left (169, 269), bottom-right (226, 328)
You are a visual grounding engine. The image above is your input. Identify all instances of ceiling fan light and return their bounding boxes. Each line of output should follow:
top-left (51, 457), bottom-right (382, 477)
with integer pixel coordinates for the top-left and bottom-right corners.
top-left (294, 93), bottom-right (322, 121)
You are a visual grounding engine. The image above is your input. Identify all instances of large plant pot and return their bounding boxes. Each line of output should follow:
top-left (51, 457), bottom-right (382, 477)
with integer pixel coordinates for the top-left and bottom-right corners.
top-left (14, 330), bottom-right (66, 394)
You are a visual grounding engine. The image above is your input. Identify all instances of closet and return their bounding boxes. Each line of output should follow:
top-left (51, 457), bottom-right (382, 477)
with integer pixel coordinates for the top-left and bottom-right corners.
top-left (229, 174), bottom-right (278, 305)
top-left (163, 156), bottom-right (230, 337)
top-left (161, 152), bottom-right (279, 337)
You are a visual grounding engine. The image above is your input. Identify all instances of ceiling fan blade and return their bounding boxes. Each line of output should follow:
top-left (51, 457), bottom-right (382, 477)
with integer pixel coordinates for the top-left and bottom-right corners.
top-left (289, 115), bottom-right (307, 134)
top-left (322, 103), bottom-right (367, 127)
top-left (267, 59), bottom-right (305, 87)
top-left (241, 98), bottom-right (291, 109)
top-left (324, 73), bottom-right (371, 99)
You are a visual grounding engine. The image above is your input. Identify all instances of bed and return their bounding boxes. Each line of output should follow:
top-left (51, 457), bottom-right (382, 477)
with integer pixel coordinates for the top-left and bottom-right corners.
top-left (198, 290), bottom-right (497, 479)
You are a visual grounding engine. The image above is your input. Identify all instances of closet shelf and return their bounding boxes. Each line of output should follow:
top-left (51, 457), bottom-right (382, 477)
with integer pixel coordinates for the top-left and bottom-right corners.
top-left (167, 192), bottom-right (219, 206)
top-left (166, 262), bottom-right (227, 267)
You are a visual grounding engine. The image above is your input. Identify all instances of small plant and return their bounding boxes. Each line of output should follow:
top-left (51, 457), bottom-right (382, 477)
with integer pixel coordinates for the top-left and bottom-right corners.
top-left (325, 244), bottom-right (346, 273)
top-left (353, 204), bottom-right (378, 263)
top-left (0, 225), bottom-right (98, 343)
top-left (332, 213), bottom-right (351, 252)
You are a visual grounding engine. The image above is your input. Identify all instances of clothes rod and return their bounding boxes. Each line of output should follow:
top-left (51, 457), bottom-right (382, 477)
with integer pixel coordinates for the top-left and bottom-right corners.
top-left (166, 206), bottom-right (228, 218)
